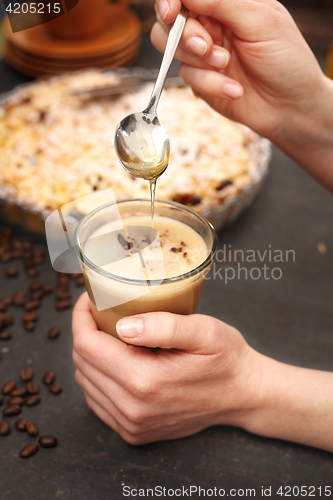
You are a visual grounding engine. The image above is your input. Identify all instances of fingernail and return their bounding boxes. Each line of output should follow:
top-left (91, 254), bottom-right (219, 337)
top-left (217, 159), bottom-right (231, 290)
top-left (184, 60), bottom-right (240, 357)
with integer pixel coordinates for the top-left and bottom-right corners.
top-left (207, 49), bottom-right (228, 68)
top-left (224, 83), bottom-right (243, 99)
top-left (186, 36), bottom-right (208, 56)
top-left (116, 317), bottom-right (144, 338)
top-left (158, 0), bottom-right (170, 21)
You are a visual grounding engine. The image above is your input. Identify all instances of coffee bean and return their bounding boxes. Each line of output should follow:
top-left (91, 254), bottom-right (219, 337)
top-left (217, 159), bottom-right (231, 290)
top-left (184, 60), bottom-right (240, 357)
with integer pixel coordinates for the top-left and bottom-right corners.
top-left (1, 313), bottom-right (13, 326)
top-left (0, 331), bottom-right (11, 340)
top-left (26, 382), bottom-right (39, 395)
top-left (0, 420), bottom-right (11, 436)
top-left (27, 268), bottom-right (38, 277)
top-left (20, 367), bottom-right (33, 382)
top-left (2, 381), bottom-right (15, 395)
top-left (1, 296), bottom-right (12, 306)
top-left (48, 327), bottom-right (60, 340)
top-left (43, 284), bottom-right (53, 294)
top-left (39, 435), bottom-right (57, 448)
top-left (3, 405), bottom-right (21, 416)
top-left (57, 274), bottom-right (69, 286)
top-left (75, 276), bottom-right (85, 287)
top-left (13, 290), bottom-right (27, 306)
top-left (1, 252), bottom-right (13, 262)
top-left (26, 421), bottom-right (38, 436)
top-left (12, 240), bottom-right (24, 250)
top-left (20, 444), bottom-right (39, 458)
top-left (55, 289), bottom-right (71, 300)
top-left (29, 280), bottom-right (42, 292)
top-left (0, 300), bottom-right (7, 312)
top-left (0, 395), bottom-right (3, 405)
top-left (43, 370), bottom-right (55, 385)
top-left (33, 248), bottom-right (45, 261)
top-left (22, 241), bottom-right (33, 251)
top-left (24, 300), bottom-right (41, 311)
top-left (5, 266), bottom-right (18, 278)
top-left (31, 290), bottom-right (43, 300)
top-left (15, 418), bottom-right (27, 431)
top-left (12, 250), bottom-right (23, 259)
top-left (25, 322), bottom-right (35, 332)
top-left (11, 387), bottom-right (27, 397)
top-left (26, 395), bottom-right (40, 407)
top-left (8, 396), bottom-right (24, 406)
top-left (22, 311), bottom-right (38, 322)
top-left (49, 383), bottom-right (62, 395)
top-left (56, 300), bottom-right (72, 310)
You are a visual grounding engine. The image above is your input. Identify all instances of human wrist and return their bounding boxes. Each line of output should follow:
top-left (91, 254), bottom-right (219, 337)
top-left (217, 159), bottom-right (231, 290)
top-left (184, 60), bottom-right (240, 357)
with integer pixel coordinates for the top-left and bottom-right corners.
top-left (271, 74), bottom-right (333, 188)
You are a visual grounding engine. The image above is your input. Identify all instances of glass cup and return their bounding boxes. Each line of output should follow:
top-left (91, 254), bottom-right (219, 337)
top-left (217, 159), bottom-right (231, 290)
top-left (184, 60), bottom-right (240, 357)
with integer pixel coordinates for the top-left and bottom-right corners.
top-left (75, 199), bottom-right (218, 338)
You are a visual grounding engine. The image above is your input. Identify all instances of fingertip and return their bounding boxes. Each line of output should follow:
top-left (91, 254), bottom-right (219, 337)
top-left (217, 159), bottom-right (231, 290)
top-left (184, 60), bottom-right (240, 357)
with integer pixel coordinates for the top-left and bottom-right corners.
top-left (206, 48), bottom-right (230, 69)
top-left (223, 82), bottom-right (244, 100)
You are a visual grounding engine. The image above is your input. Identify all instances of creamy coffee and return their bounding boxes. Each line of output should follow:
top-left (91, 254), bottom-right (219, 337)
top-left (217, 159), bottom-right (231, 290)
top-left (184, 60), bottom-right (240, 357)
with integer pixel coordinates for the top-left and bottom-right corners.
top-left (81, 214), bottom-right (210, 337)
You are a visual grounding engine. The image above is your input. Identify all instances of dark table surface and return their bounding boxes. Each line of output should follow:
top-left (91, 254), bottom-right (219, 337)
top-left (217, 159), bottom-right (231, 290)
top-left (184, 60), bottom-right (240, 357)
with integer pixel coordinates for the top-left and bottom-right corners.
top-left (0, 29), bottom-right (333, 500)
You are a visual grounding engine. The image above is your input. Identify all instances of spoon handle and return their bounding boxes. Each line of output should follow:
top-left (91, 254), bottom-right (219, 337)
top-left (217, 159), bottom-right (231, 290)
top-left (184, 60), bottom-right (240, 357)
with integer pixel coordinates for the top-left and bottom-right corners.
top-left (145, 6), bottom-right (189, 114)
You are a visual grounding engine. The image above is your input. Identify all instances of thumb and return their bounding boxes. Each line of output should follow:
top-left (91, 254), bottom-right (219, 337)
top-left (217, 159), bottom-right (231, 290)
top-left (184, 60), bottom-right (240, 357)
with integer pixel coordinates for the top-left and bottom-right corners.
top-left (116, 312), bottom-right (227, 354)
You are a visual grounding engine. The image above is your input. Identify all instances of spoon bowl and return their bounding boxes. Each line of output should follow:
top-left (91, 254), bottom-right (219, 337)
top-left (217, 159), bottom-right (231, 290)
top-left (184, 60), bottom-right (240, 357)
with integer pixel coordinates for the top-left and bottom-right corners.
top-left (115, 111), bottom-right (170, 180)
top-left (114, 7), bottom-right (188, 181)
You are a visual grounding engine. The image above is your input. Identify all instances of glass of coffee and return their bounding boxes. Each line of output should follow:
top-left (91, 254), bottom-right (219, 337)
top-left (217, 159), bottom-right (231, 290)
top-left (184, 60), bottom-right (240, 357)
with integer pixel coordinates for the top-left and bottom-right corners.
top-left (74, 199), bottom-right (218, 338)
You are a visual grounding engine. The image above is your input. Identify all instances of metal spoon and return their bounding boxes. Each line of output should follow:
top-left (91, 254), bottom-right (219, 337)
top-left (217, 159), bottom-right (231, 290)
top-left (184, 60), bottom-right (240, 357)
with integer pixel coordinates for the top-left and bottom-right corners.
top-left (114, 7), bottom-right (188, 181)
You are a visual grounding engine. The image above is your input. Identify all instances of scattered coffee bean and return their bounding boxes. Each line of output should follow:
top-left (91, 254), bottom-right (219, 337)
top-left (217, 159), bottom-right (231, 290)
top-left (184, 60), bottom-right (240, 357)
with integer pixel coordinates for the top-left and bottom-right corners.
top-left (0, 331), bottom-right (11, 340)
top-left (12, 249), bottom-right (23, 259)
top-left (13, 290), bottom-right (27, 306)
top-left (55, 289), bottom-right (71, 300)
top-left (2, 381), bottom-right (16, 395)
top-left (25, 321), bottom-right (35, 332)
top-left (39, 435), bottom-right (57, 448)
top-left (43, 284), bottom-right (53, 294)
top-left (57, 274), bottom-right (69, 286)
top-left (15, 418), bottom-right (27, 431)
top-left (26, 395), bottom-right (40, 407)
top-left (27, 268), bottom-right (38, 277)
top-left (56, 300), bottom-right (72, 310)
top-left (26, 421), bottom-right (38, 437)
top-left (43, 370), bottom-right (55, 385)
top-left (71, 273), bottom-right (81, 279)
top-left (49, 383), bottom-right (62, 395)
top-left (24, 300), bottom-right (41, 311)
top-left (26, 382), bottom-right (39, 395)
top-left (31, 290), bottom-right (43, 300)
top-left (22, 241), bottom-right (33, 251)
top-left (11, 387), bottom-right (27, 397)
top-left (1, 296), bottom-right (12, 306)
top-left (22, 311), bottom-right (38, 322)
top-left (2, 405), bottom-right (21, 416)
top-left (75, 276), bottom-right (85, 287)
top-left (1, 252), bottom-right (13, 262)
top-left (5, 266), bottom-right (18, 278)
top-left (0, 420), bottom-right (11, 436)
top-left (0, 395), bottom-right (3, 405)
top-left (8, 396), bottom-right (24, 406)
top-left (1, 313), bottom-right (13, 326)
top-left (20, 443), bottom-right (39, 458)
top-left (48, 327), bottom-right (60, 340)
top-left (29, 280), bottom-right (42, 292)
top-left (20, 367), bottom-right (33, 382)
top-left (12, 240), bottom-right (24, 250)
top-left (0, 300), bottom-right (7, 312)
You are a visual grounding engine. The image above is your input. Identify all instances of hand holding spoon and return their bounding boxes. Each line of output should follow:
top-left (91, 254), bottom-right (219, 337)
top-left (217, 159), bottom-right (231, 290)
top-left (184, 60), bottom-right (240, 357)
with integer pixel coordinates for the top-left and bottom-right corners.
top-left (114, 7), bottom-right (188, 181)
